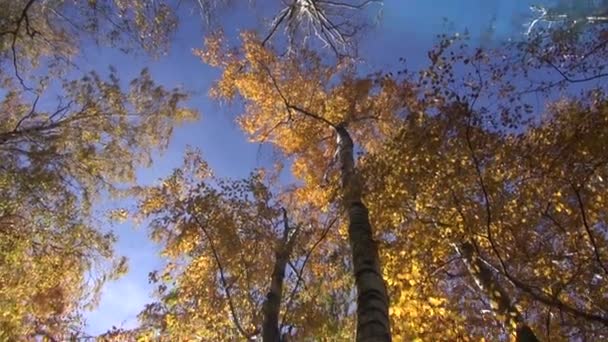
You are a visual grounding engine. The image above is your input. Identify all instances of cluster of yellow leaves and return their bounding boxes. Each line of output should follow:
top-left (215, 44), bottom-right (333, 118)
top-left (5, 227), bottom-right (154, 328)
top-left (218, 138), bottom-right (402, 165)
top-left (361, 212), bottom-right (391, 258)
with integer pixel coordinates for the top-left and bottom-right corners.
top-left (196, 33), bottom-right (406, 210)
top-left (195, 29), bottom-right (608, 340)
top-left (0, 3), bottom-right (197, 336)
top-left (0, 0), bottom-right (179, 81)
top-left (136, 150), bottom-right (366, 340)
top-left (362, 90), bottom-right (608, 338)
top-left (0, 192), bottom-right (123, 339)
top-left (136, 154), bottom-right (274, 339)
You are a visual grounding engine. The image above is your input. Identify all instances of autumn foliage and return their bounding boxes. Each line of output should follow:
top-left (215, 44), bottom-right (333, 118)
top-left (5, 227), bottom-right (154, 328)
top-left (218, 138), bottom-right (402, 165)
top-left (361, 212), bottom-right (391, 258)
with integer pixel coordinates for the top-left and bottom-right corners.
top-left (2, 0), bottom-right (608, 341)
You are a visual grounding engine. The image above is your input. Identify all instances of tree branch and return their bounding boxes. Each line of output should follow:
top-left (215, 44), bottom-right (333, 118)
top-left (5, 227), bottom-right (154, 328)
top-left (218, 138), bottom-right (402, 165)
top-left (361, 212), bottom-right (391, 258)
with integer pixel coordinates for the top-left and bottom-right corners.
top-left (263, 207), bottom-right (300, 341)
top-left (571, 183), bottom-right (608, 275)
top-left (281, 216), bottom-right (337, 329)
top-left (191, 213), bottom-right (257, 339)
top-left (3, 0), bottom-right (39, 90)
top-left (458, 105), bottom-right (608, 327)
top-left (318, 0), bottom-right (381, 10)
top-left (544, 58), bottom-right (608, 84)
top-left (263, 65), bottom-right (338, 129)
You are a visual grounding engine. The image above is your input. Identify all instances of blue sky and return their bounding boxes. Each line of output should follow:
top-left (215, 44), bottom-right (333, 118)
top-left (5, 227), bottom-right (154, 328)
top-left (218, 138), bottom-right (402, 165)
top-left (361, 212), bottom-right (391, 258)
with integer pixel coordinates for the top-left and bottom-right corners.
top-left (83, 0), bottom-right (552, 334)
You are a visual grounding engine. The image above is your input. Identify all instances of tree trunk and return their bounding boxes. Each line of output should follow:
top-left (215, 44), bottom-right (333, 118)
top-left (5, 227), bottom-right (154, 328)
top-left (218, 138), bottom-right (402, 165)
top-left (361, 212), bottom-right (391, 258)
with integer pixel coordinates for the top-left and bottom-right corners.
top-left (455, 241), bottom-right (538, 342)
top-left (335, 124), bottom-right (391, 342)
top-left (262, 209), bottom-right (298, 342)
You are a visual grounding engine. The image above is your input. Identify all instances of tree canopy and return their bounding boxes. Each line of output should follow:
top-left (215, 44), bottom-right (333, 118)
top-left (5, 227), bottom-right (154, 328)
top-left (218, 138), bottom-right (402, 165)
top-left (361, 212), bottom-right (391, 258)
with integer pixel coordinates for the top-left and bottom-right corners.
top-left (1, 1), bottom-right (608, 341)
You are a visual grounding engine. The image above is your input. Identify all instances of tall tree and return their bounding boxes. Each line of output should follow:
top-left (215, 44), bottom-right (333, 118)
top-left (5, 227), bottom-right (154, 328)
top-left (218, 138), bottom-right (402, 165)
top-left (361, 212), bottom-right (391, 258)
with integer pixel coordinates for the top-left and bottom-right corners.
top-left (134, 151), bottom-right (348, 340)
top-left (197, 32), bottom-right (396, 341)
top-left (0, 0), bottom-right (196, 338)
top-left (113, 5), bottom-right (608, 341)
top-left (361, 29), bottom-right (608, 340)
top-left (262, 208), bottom-right (300, 342)
top-left (0, 68), bottom-right (196, 339)
top-left (454, 241), bottom-right (538, 341)
top-left (196, 25), bottom-right (608, 340)
top-left (6, 1), bottom-right (607, 340)
top-left (1, 0), bottom-right (382, 337)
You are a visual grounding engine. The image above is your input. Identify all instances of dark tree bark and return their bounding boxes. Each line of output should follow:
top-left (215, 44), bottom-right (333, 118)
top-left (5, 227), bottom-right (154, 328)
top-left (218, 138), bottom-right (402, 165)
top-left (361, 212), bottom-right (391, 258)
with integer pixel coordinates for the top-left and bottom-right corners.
top-left (335, 124), bottom-right (391, 342)
top-left (272, 92), bottom-right (391, 340)
top-left (262, 209), bottom-right (298, 342)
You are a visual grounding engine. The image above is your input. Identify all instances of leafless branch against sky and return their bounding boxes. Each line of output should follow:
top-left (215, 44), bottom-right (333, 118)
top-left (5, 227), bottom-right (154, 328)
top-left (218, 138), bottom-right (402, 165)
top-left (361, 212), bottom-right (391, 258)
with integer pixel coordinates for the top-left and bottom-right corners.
top-left (262, 0), bottom-right (383, 57)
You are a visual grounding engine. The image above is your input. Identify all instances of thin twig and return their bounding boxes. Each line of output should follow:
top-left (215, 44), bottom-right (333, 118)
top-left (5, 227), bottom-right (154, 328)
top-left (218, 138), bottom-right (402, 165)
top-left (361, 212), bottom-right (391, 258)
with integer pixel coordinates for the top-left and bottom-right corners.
top-left (571, 183), bottom-right (608, 275)
top-left (6, 0), bottom-right (39, 90)
top-left (191, 213), bottom-right (257, 339)
top-left (281, 216), bottom-right (338, 329)
top-left (544, 58), bottom-right (608, 84)
top-left (318, 0), bottom-right (381, 10)
top-left (464, 117), bottom-right (509, 275)
top-left (263, 64), bottom-right (337, 129)
top-left (262, 7), bottom-right (290, 46)
top-left (13, 94), bottom-right (39, 131)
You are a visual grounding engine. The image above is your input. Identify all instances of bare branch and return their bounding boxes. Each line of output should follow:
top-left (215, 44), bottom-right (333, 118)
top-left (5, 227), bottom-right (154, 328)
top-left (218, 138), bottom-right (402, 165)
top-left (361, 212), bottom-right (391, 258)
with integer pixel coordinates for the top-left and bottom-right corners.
top-left (318, 0), bottom-right (380, 10)
top-left (544, 58), bottom-right (608, 84)
top-left (263, 0), bottom-right (381, 57)
top-left (262, 7), bottom-right (290, 47)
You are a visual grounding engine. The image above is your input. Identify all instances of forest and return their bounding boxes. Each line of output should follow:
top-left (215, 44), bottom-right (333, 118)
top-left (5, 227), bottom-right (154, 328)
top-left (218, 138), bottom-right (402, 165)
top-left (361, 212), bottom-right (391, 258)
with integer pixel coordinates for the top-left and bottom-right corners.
top-left (1, 0), bottom-right (608, 341)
